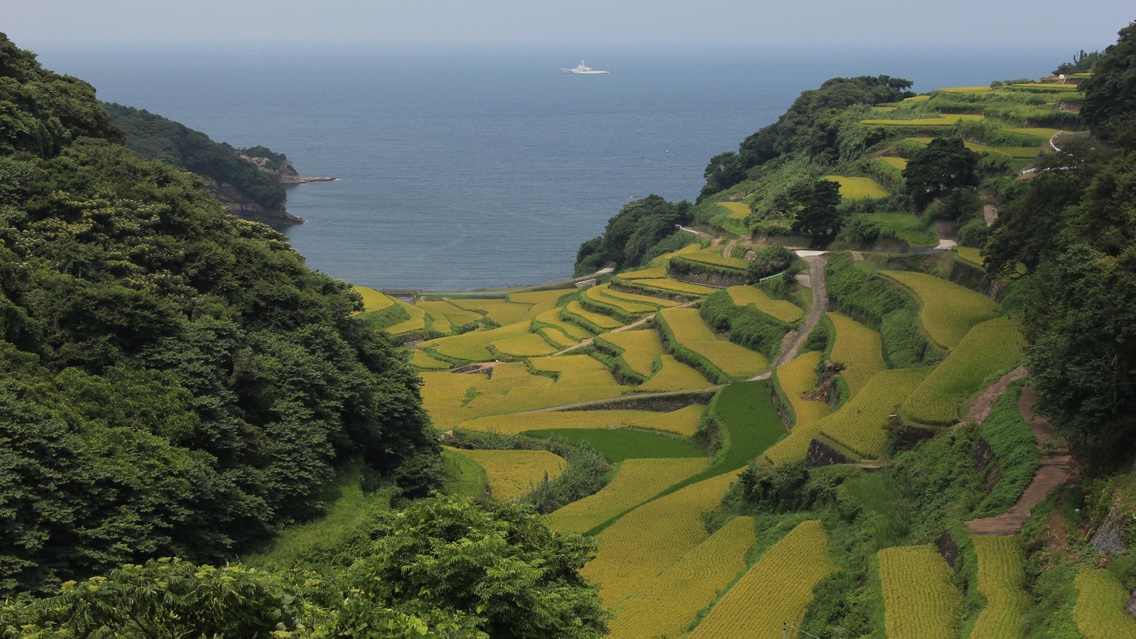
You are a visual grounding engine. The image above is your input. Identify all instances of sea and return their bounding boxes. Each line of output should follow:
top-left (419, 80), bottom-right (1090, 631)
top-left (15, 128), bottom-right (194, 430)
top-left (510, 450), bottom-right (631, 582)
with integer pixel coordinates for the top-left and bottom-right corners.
top-left (33, 43), bottom-right (1069, 291)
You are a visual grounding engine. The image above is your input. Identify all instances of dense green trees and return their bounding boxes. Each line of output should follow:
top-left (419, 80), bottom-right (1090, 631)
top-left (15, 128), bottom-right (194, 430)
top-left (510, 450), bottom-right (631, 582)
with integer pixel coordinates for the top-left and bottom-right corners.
top-left (2, 497), bottom-right (607, 639)
top-left (104, 103), bottom-right (287, 210)
top-left (1080, 22), bottom-right (1136, 145)
top-left (699, 75), bottom-right (913, 201)
top-left (902, 137), bottom-right (979, 211)
top-left (787, 178), bottom-right (843, 239)
top-left (0, 33), bottom-right (439, 595)
top-left (985, 22), bottom-right (1136, 469)
top-left (573, 195), bottom-right (692, 274)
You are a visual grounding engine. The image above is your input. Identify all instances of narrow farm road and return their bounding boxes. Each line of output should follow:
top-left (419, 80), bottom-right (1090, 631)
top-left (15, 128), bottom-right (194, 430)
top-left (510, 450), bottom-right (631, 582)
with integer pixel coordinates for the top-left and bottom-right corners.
top-left (750, 254), bottom-right (828, 380)
top-left (965, 384), bottom-right (1079, 536)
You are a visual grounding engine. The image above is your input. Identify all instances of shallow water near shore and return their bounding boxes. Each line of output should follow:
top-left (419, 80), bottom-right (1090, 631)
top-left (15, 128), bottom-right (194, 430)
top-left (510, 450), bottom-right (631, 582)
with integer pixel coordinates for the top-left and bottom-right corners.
top-left (36, 43), bottom-right (1067, 290)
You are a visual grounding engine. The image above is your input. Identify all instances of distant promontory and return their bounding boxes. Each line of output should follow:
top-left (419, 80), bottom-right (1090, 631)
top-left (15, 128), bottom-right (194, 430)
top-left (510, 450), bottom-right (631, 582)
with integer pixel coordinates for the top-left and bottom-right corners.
top-left (103, 103), bottom-right (333, 227)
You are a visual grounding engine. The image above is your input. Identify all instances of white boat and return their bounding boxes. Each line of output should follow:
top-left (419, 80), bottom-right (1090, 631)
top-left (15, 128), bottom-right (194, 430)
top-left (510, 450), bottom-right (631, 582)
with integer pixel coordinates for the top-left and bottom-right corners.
top-left (562, 60), bottom-right (609, 74)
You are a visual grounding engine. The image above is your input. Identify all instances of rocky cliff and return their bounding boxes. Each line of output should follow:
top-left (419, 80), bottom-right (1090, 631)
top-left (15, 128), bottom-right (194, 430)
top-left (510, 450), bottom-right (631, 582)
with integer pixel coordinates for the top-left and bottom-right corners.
top-left (201, 153), bottom-right (336, 227)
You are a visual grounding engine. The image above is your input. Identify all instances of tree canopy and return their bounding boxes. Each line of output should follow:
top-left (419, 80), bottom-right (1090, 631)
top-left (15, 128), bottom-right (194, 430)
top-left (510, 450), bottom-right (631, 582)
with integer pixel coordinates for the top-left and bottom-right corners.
top-left (1080, 21), bottom-right (1136, 146)
top-left (104, 103), bottom-right (288, 211)
top-left (902, 137), bottom-right (979, 211)
top-left (984, 22), bottom-right (1136, 469)
top-left (699, 75), bottom-right (914, 200)
top-left (1, 497), bottom-right (607, 639)
top-left (0, 32), bottom-right (439, 595)
top-left (573, 195), bottom-right (693, 274)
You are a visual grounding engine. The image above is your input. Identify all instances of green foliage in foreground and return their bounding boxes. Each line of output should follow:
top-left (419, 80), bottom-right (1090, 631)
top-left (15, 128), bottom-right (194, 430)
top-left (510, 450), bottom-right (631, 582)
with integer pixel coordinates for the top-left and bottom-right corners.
top-left (1, 497), bottom-right (608, 639)
top-left (0, 35), bottom-right (439, 596)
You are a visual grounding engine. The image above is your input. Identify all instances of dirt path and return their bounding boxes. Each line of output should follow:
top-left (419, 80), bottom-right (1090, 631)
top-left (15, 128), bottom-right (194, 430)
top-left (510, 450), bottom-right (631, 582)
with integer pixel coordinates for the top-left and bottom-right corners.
top-left (748, 255), bottom-right (828, 381)
top-left (961, 366), bottom-right (1029, 425)
top-left (721, 239), bottom-right (738, 259)
top-left (965, 384), bottom-right (1079, 536)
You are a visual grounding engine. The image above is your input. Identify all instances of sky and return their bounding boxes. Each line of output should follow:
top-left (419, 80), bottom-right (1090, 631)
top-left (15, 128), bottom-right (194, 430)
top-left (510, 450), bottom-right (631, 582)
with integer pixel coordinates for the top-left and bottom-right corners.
top-left (3, 0), bottom-right (1133, 50)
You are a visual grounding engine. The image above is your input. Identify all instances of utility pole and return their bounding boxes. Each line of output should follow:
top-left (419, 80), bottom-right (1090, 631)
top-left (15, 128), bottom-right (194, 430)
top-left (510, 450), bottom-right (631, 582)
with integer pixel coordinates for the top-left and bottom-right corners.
top-left (783, 621), bottom-right (788, 639)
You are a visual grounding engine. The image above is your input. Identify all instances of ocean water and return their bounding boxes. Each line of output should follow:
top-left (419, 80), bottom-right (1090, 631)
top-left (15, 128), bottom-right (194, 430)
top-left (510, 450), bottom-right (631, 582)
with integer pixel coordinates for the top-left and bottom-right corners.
top-left (34, 43), bottom-right (1067, 290)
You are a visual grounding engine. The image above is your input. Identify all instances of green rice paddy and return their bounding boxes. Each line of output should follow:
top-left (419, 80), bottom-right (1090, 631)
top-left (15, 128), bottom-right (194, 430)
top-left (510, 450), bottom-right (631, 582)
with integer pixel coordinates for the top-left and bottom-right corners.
top-left (523, 429), bottom-right (706, 463)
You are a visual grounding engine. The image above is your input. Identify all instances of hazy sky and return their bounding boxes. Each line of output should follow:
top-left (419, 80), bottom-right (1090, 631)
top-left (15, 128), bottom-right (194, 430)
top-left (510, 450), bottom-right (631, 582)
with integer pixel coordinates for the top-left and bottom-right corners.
top-left (4, 0), bottom-right (1133, 49)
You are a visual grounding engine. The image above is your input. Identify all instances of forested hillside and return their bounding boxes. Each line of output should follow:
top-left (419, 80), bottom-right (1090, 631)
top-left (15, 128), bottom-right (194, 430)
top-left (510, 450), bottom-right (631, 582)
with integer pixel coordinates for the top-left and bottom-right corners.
top-left (0, 33), bottom-right (438, 593)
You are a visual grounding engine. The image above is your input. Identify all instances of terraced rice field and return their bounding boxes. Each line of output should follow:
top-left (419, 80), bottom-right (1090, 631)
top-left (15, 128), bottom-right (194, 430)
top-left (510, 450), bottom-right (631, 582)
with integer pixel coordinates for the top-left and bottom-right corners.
top-left (353, 285), bottom-right (394, 312)
top-left (409, 349), bottom-right (451, 370)
top-left (547, 458), bottom-right (712, 534)
top-left (972, 535), bottom-right (1030, 639)
top-left (526, 428), bottom-right (705, 463)
top-left (636, 355), bottom-right (713, 392)
top-left (601, 286), bottom-right (679, 308)
top-left (596, 329), bottom-right (665, 378)
top-left (902, 317), bottom-right (1025, 425)
top-left (661, 308), bottom-right (769, 378)
top-left (906, 137), bottom-right (1040, 159)
top-left (938, 86), bottom-right (992, 93)
top-left (608, 516), bottom-right (755, 639)
top-left (764, 351), bottom-right (830, 465)
top-left (616, 266), bottom-right (668, 280)
top-left (827, 312), bottom-right (886, 396)
top-left (632, 278), bottom-right (716, 296)
top-left (860, 114), bottom-right (983, 126)
top-left (660, 308), bottom-right (716, 340)
top-left (534, 308), bottom-right (593, 340)
top-left (539, 327), bottom-right (578, 348)
top-left (1073, 567), bottom-right (1136, 638)
top-left (445, 448), bottom-right (566, 501)
top-left (727, 285), bottom-right (803, 323)
top-left (878, 545), bottom-right (964, 639)
top-left (564, 300), bottom-right (624, 330)
top-left (385, 299), bottom-right (427, 335)
top-left (585, 284), bottom-right (660, 314)
top-left (507, 289), bottom-right (573, 321)
top-left (530, 354), bottom-right (623, 387)
top-left (826, 175), bottom-right (889, 199)
top-left (687, 520), bottom-right (838, 639)
top-left (421, 321), bottom-right (531, 362)
top-left (422, 358), bottom-right (628, 428)
top-left (650, 242), bottom-right (703, 264)
top-left (880, 270), bottom-right (1000, 349)
top-left (688, 341), bottom-right (768, 379)
top-left (416, 299), bottom-right (483, 328)
top-left (450, 297), bottom-right (534, 326)
top-left (1001, 127), bottom-right (1064, 139)
top-left (718, 201), bottom-right (751, 220)
top-left (677, 252), bottom-right (749, 272)
top-left (955, 246), bottom-right (985, 266)
top-left (819, 368), bottom-right (930, 459)
top-left (459, 405), bottom-right (706, 437)
top-left (878, 156), bottom-right (909, 170)
top-left (581, 472), bottom-right (738, 606)
top-left (490, 332), bottom-right (559, 357)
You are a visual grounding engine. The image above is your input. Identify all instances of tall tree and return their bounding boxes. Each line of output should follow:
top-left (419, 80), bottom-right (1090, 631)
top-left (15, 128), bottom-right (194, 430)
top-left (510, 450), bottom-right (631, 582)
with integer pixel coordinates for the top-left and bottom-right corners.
top-left (1080, 21), bottom-right (1136, 145)
top-left (902, 137), bottom-right (979, 211)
